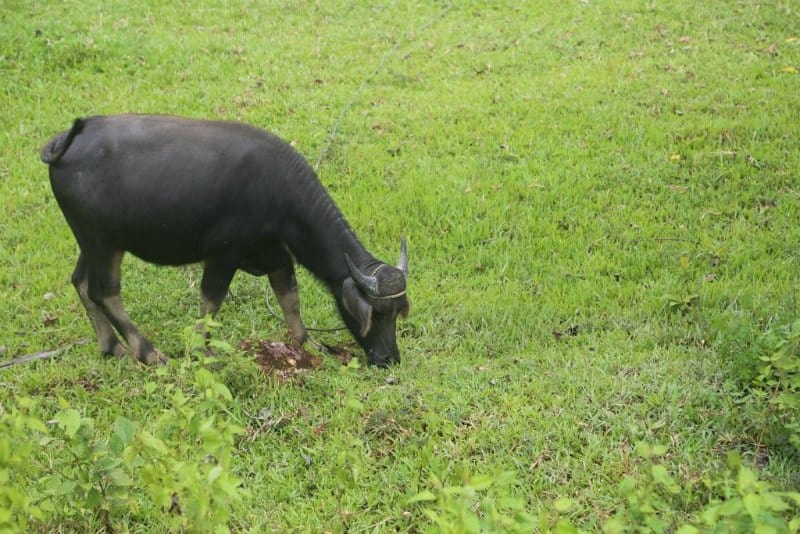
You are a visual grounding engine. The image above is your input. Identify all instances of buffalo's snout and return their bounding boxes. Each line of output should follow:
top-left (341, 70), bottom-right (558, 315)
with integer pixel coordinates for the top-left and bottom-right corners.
top-left (367, 348), bottom-right (400, 368)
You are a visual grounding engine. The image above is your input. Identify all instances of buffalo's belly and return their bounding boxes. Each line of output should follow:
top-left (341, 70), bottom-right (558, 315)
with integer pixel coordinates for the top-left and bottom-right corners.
top-left (122, 234), bottom-right (206, 266)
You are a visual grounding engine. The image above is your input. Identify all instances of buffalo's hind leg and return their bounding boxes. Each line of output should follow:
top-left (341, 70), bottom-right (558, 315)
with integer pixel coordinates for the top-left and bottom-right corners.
top-left (72, 253), bottom-right (126, 358)
top-left (268, 263), bottom-right (308, 345)
top-left (86, 249), bottom-right (166, 365)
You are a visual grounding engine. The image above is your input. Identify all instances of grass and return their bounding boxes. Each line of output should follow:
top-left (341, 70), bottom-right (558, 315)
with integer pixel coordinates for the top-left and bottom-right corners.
top-left (2, 0), bottom-right (800, 530)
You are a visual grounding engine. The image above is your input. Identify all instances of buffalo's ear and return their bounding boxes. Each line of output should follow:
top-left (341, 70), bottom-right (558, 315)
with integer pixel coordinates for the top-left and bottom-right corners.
top-left (342, 278), bottom-right (373, 337)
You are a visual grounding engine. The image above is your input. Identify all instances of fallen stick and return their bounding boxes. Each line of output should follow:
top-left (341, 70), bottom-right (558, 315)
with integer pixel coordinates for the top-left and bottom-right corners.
top-left (0, 339), bottom-right (88, 369)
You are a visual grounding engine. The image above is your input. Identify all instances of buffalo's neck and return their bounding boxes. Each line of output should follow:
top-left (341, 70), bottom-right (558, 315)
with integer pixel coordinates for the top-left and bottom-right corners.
top-left (283, 177), bottom-right (376, 291)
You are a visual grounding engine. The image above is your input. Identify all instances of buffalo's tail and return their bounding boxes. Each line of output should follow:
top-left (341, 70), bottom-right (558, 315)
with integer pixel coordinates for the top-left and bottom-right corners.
top-left (40, 118), bottom-right (84, 165)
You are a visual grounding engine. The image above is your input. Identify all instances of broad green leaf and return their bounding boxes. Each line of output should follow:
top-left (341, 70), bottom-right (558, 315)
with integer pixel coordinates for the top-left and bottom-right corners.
top-left (618, 477), bottom-right (636, 495)
top-left (209, 338), bottom-right (233, 354)
top-left (86, 487), bottom-right (102, 509)
top-left (97, 455), bottom-right (123, 471)
top-left (676, 525), bottom-right (699, 534)
top-left (405, 490), bottom-right (437, 504)
top-left (602, 517), bottom-right (625, 534)
top-left (55, 409), bottom-right (81, 438)
top-left (58, 479), bottom-right (77, 495)
top-left (138, 430), bottom-right (169, 454)
top-left (498, 496), bottom-right (525, 510)
top-left (466, 474), bottom-right (494, 491)
top-left (651, 464), bottom-right (679, 493)
top-left (194, 368), bottom-right (215, 388)
top-left (26, 417), bottom-right (48, 434)
top-left (113, 416), bottom-right (138, 447)
top-left (216, 476), bottom-right (242, 497)
top-left (634, 441), bottom-right (652, 459)
top-left (494, 471), bottom-right (517, 486)
top-left (761, 492), bottom-right (789, 511)
top-left (151, 486), bottom-right (172, 509)
top-left (743, 493), bottom-right (761, 518)
top-left (108, 468), bottom-right (132, 487)
top-left (422, 509), bottom-right (440, 523)
top-left (208, 464), bottom-right (223, 483)
top-left (212, 382), bottom-right (233, 402)
top-left (462, 512), bottom-right (481, 532)
top-left (727, 451), bottom-right (742, 470)
top-left (650, 419), bottom-right (666, 430)
top-left (650, 444), bottom-right (668, 457)
top-left (555, 519), bottom-right (579, 534)
top-left (738, 466), bottom-right (757, 490)
top-left (754, 524), bottom-right (779, 534)
top-left (717, 499), bottom-right (743, 516)
top-left (553, 497), bottom-right (575, 513)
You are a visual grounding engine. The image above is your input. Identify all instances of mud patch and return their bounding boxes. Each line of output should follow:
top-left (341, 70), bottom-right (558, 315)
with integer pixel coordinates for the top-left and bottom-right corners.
top-left (253, 341), bottom-right (322, 381)
top-left (322, 342), bottom-right (357, 365)
top-left (240, 339), bottom-right (358, 381)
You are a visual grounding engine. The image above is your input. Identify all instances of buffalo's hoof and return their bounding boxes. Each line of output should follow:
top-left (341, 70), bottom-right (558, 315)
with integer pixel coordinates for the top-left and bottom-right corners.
top-left (102, 341), bottom-right (127, 358)
top-left (139, 349), bottom-right (167, 365)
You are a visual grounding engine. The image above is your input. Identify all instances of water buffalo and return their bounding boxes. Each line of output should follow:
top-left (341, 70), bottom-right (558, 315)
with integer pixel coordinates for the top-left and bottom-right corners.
top-left (41, 114), bottom-right (409, 367)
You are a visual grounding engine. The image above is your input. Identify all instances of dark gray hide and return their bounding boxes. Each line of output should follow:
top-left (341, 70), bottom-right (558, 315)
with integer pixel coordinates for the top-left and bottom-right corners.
top-left (41, 115), bottom-right (409, 367)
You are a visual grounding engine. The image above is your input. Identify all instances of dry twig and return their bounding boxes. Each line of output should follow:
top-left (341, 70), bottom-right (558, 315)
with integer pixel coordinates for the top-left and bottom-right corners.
top-left (0, 339), bottom-right (88, 369)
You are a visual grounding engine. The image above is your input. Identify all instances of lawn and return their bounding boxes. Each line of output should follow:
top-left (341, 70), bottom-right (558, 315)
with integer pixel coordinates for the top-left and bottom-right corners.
top-left (1, 0), bottom-right (799, 531)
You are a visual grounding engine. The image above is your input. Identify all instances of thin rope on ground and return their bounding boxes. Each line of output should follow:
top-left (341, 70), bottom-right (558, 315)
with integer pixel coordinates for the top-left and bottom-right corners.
top-left (290, 4), bottom-right (452, 334)
top-left (265, 290), bottom-right (345, 333)
top-left (315, 3), bottom-right (453, 170)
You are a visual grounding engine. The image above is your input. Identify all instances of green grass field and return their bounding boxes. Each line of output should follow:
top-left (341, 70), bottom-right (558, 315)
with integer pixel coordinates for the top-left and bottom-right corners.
top-left (2, 0), bottom-right (799, 531)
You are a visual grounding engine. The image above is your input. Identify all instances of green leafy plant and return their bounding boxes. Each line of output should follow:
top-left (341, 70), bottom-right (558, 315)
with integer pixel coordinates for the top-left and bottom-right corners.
top-left (123, 317), bottom-right (244, 533)
top-left (662, 293), bottom-right (700, 316)
top-left (547, 447), bottom-right (800, 533)
top-left (683, 452), bottom-right (800, 533)
top-left (602, 442), bottom-right (681, 534)
top-left (599, 445), bottom-right (800, 534)
top-left (39, 407), bottom-right (136, 530)
top-left (0, 397), bottom-right (47, 532)
top-left (751, 319), bottom-right (800, 450)
top-left (406, 471), bottom-right (536, 533)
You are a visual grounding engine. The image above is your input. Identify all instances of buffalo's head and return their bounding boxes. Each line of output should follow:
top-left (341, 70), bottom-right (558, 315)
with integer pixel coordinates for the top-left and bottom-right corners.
top-left (340, 238), bottom-right (410, 367)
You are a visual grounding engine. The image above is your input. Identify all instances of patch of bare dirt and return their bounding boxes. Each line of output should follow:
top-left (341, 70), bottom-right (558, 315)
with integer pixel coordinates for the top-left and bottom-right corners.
top-left (322, 342), bottom-right (357, 365)
top-left (239, 339), bottom-right (358, 381)
top-left (253, 341), bottom-right (322, 381)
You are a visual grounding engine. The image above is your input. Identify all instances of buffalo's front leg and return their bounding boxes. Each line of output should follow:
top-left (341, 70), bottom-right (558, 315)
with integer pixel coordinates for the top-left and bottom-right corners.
top-left (268, 265), bottom-right (308, 345)
top-left (199, 257), bottom-right (237, 319)
top-left (86, 250), bottom-right (165, 365)
top-left (197, 257), bottom-right (237, 352)
top-left (72, 253), bottom-right (126, 358)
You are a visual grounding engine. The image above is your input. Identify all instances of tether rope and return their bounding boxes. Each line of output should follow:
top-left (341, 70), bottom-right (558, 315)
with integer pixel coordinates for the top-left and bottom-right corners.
top-left (271, 3), bottom-right (452, 333)
top-left (314, 2), bottom-right (453, 170)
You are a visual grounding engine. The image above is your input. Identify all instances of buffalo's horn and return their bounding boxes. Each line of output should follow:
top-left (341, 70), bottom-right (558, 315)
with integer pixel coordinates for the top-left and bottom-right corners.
top-left (396, 236), bottom-right (408, 275)
top-left (345, 253), bottom-right (380, 295)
